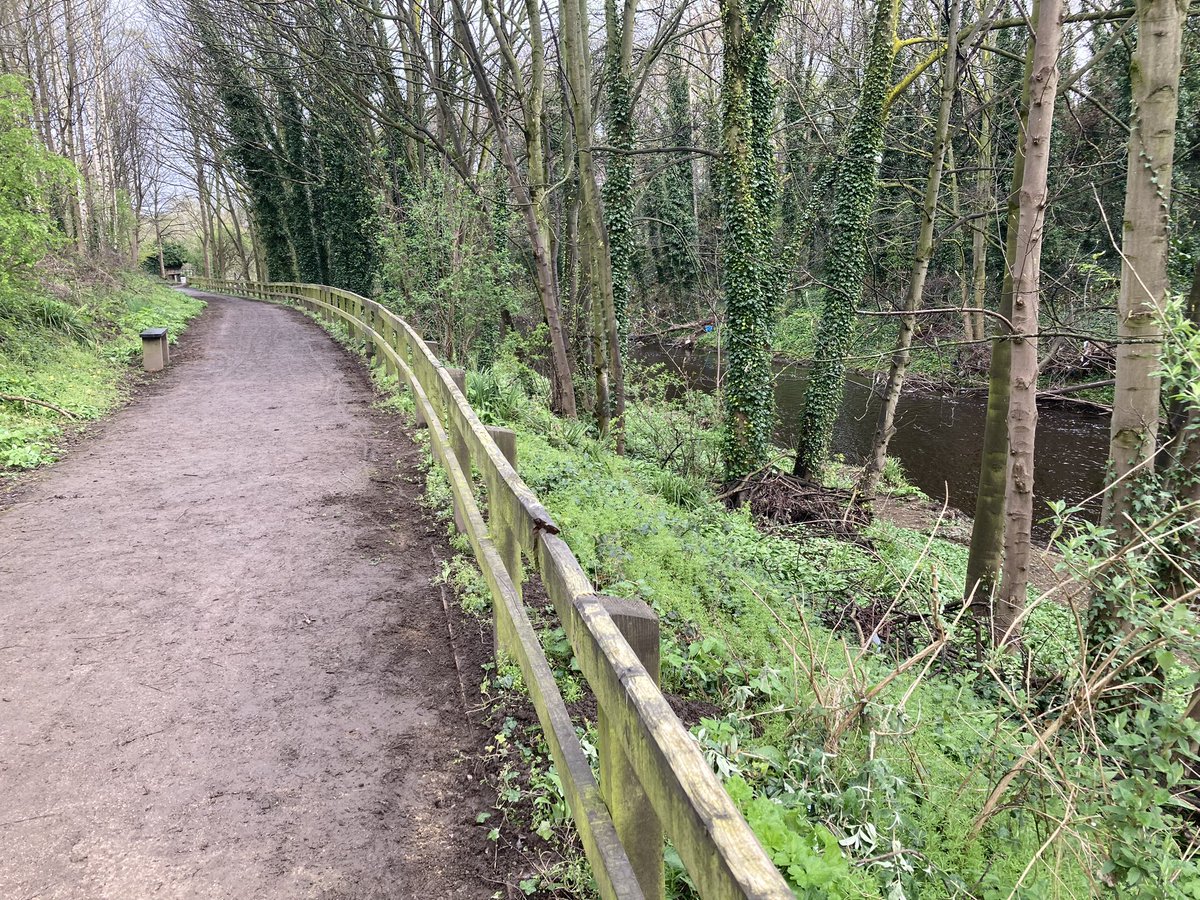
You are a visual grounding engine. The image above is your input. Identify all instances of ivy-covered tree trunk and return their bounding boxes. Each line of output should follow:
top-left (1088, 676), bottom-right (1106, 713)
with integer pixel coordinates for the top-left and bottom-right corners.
top-left (719, 0), bottom-right (780, 481)
top-left (993, 0), bottom-right (1063, 642)
top-left (189, 18), bottom-right (297, 281)
top-left (646, 56), bottom-right (698, 318)
top-left (859, 0), bottom-right (962, 497)
top-left (1101, 0), bottom-right (1187, 533)
top-left (964, 0), bottom-right (1038, 611)
top-left (276, 76), bottom-right (325, 284)
top-left (314, 102), bottom-right (379, 298)
top-left (602, 0), bottom-right (636, 342)
top-left (791, 0), bottom-right (897, 481)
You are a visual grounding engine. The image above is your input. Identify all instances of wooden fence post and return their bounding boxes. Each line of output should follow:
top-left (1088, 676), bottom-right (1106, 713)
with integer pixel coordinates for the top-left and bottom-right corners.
top-left (445, 367), bottom-right (470, 534)
top-left (598, 595), bottom-right (665, 900)
top-left (486, 426), bottom-right (517, 468)
top-left (483, 426), bottom-right (518, 659)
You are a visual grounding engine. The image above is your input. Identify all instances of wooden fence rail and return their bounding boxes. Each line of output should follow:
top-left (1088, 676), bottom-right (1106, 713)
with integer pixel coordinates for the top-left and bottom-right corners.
top-left (191, 278), bottom-right (792, 900)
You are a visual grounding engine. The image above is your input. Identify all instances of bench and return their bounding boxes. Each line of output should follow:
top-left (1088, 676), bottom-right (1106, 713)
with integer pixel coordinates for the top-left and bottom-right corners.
top-left (141, 327), bottom-right (170, 372)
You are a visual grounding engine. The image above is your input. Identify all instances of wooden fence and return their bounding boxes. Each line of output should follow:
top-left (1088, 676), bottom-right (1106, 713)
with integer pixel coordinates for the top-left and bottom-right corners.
top-left (191, 279), bottom-right (793, 900)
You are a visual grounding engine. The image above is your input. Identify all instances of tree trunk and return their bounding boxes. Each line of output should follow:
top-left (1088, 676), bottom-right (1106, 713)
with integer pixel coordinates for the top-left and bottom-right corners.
top-left (994, 0), bottom-right (1064, 643)
top-left (450, 0), bottom-right (577, 417)
top-left (1101, 0), bottom-right (1187, 532)
top-left (792, 0), bottom-right (897, 480)
top-left (967, 51), bottom-right (994, 344)
top-left (719, 0), bottom-right (781, 481)
top-left (965, 0), bottom-right (1039, 611)
top-left (859, 0), bottom-right (962, 497)
top-left (561, 0), bottom-right (625, 445)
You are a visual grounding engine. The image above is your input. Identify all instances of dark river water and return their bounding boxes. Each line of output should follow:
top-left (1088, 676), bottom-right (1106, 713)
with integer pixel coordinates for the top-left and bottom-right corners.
top-left (638, 345), bottom-right (1112, 532)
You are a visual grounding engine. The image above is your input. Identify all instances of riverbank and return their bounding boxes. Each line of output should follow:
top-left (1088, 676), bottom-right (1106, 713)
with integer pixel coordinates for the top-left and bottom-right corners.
top-left (653, 295), bottom-right (1117, 410)
top-left (296, 303), bottom-right (1182, 897)
top-left (0, 270), bottom-right (205, 471)
top-left (446, 354), bottom-right (1100, 897)
top-left (636, 339), bottom-right (1112, 535)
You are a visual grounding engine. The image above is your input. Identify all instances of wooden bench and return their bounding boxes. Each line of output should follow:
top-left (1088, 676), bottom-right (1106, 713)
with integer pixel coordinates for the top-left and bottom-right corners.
top-left (141, 327), bottom-right (169, 372)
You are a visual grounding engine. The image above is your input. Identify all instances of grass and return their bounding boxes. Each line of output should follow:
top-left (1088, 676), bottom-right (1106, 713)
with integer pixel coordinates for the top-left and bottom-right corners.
top-left (0, 272), bottom-right (205, 470)
top-left (305, 312), bottom-right (1172, 899)
top-left (456, 354), bottom-right (1103, 898)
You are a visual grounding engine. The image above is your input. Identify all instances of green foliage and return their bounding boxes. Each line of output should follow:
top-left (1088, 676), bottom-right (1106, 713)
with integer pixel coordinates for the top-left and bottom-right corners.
top-left (463, 346), bottom-right (1129, 896)
top-left (793, 0), bottom-right (897, 479)
top-left (0, 75), bottom-right (76, 289)
top-left (276, 74), bottom-right (325, 284)
top-left (380, 168), bottom-right (526, 366)
top-left (725, 775), bottom-right (869, 897)
top-left (311, 91), bottom-right (379, 296)
top-left (0, 274), bottom-right (204, 470)
top-left (719, 0), bottom-right (781, 480)
top-left (140, 241), bottom-right (189, 275)
top-left (191, 26), bottom-right (297, 280)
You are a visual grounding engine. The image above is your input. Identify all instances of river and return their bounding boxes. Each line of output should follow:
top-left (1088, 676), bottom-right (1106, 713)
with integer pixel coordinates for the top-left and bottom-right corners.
top-left (638, 345), bottom-right (1112, 535)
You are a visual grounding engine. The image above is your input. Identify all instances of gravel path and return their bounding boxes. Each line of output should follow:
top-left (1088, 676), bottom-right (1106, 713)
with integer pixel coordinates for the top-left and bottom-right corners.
top-left (0, 292), bottom-right (498, 899)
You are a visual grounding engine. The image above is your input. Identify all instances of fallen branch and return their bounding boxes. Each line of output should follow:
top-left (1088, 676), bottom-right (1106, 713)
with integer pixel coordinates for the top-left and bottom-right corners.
top-left (0, 394), bottom-right (77, 419)
top-left (1037, 378), bottom-right (1114, 399)
top-left (633, 317), bottom-right (716, 339)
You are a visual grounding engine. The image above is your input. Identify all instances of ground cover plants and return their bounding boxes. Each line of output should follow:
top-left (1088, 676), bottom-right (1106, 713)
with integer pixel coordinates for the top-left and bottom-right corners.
top-left (0, 272), bottom-right (204, 469)
top-left (314, 309), bottom-right (1198, 898)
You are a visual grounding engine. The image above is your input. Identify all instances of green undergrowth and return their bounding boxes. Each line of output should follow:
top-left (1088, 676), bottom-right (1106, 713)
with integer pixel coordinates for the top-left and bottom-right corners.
top-left (692, 290), bottom-right (961, 380)
top-left (325, 317), bottom-right (1171, 898)
top-left (460, 355), bottom-right (1108, 898)
top-left (0, 273), bottom-right (205, 470)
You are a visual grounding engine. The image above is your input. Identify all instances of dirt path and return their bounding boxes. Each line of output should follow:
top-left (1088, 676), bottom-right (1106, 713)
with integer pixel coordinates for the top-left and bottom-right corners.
top-left (0, 292), bottom-right (500, 899)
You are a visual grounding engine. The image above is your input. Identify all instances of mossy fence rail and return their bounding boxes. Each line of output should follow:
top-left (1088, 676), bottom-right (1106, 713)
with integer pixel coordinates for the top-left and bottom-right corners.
top-left (193, 279), bottom-right (792, 900)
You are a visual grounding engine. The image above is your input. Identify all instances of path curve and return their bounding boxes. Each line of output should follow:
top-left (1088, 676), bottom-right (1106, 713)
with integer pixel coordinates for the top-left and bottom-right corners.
top-left (0, 292), bottom-right (496, 899)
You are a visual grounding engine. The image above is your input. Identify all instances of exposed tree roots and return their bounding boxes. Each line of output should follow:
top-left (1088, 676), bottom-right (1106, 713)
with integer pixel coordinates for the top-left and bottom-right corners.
top-left (725, 469), bottom-right (872, 539)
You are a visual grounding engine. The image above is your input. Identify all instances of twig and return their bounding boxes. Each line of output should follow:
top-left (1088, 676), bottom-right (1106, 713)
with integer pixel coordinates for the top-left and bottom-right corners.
top-left (0, 394), bottom-right (77, 419)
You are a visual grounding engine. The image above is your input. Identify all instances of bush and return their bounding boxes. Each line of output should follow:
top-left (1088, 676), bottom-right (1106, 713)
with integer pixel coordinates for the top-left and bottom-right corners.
top-left (140, 241), bottom-right (189, 275)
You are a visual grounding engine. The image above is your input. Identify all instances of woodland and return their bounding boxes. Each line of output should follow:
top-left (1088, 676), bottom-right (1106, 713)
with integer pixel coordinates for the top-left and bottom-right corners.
top-left (2, 0), bottom-right (1200, 894)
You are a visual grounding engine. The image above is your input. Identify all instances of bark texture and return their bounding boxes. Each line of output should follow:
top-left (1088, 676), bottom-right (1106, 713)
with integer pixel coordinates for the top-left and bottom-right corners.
top-left (995, 0), bottom-right (1064, 642)
top-left (1102, 0), bottom-right (1187, 531)
top-left (965, 0), bottom-right (1038, 611)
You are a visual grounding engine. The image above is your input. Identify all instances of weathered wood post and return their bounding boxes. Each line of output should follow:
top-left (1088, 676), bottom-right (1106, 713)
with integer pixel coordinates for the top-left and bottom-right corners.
top-left (486, 426), bottom-right (519, 659)
top-left (382, 317), bottom-right (397, 379)
top-left (485, 426), bottom-right (517, 468)
top-left (445, 367), bottom-right (470, 533)
top-left (599, 595), bottom-right (664, 900)
top-left (413, 340), bottom-right (439, 428)
top-left (140, 328), bottom-right (169, 372)
top-left (363, 302), bottom-right (376, 361)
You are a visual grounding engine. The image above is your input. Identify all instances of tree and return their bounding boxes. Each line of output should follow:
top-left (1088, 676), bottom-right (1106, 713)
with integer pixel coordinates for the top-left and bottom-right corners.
top-left (964, 2), bottom-right (1040, 611)
top-left (0, 75), bottom-right (75, 289)
top-left (1101, 0), bottom-right (1188, 533)
top-left (719, 0), bottom-right (781, 481)
top-left (140, 240), bottom-right (187, 275)
top-left (859, 0), bottom-right (963, 496)
top-left (992, 0), bottom-right (1064, 643)
top-left (791, 0), bottom-right (899, 481)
